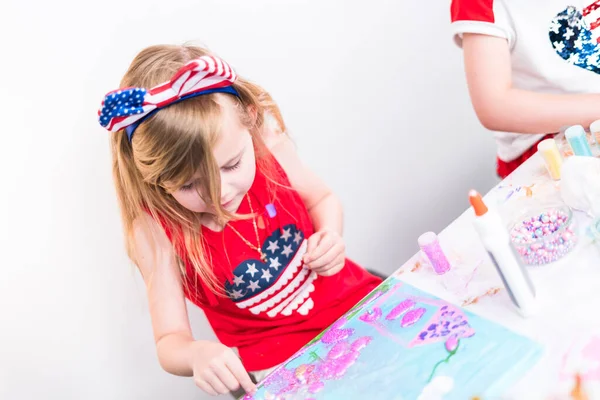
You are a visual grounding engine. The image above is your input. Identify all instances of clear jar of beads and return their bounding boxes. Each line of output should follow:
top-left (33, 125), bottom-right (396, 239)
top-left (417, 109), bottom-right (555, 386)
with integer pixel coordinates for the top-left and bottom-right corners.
top-left (509, 205), bottom-right (577, 266)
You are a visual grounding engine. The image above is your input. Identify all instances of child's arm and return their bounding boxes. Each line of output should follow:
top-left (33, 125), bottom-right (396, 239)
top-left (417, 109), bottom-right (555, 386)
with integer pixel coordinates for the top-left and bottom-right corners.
top-left (132, 216), bottom-right (256, 396)
top-left (271, 139), bottom-right (343, 235)
top-left (463, 33), bottom-right (600, 134)
top-left (263, 128), bottom-right (345, 276)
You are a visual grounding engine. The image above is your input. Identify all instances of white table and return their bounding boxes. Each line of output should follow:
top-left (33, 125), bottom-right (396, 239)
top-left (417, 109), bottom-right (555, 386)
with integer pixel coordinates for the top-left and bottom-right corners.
top-left (395, 153), bottom-right (600, 399)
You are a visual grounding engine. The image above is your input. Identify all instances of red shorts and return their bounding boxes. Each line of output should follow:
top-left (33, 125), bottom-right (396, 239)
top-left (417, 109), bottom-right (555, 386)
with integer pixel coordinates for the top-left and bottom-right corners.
top-left (496, 134), bottom-right (554, 179)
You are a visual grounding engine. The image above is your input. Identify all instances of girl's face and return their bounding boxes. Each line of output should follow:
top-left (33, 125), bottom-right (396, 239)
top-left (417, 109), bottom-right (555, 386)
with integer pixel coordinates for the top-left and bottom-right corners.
top-left (170, 96), bottom-right (257, 215)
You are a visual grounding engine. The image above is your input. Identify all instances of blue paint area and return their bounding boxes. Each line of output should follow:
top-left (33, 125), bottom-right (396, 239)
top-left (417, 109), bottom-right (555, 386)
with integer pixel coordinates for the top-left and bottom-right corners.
top-left (247, 278), bottom-right (543, 399)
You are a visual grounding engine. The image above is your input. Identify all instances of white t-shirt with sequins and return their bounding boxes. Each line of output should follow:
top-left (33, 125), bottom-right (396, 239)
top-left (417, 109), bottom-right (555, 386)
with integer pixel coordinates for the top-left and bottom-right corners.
top-left (451, 0), bottom-right (600, 161)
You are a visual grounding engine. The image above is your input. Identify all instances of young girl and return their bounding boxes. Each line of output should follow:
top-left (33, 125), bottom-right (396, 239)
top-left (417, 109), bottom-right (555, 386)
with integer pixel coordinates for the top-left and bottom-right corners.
top-left (451, 0), bottom-right (600, 178)
top-left (98, 44), bottom-right (382, 397)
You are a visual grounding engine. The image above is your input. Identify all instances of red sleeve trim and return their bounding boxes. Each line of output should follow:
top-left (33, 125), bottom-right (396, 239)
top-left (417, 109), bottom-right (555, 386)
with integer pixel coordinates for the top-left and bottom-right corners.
top-left (451, 0), bottom-right (495, 23)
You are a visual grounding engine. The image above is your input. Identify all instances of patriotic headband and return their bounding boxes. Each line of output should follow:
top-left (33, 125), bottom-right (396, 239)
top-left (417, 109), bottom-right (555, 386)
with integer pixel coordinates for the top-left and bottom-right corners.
top-left (98, 55), bottom-right (239, 141)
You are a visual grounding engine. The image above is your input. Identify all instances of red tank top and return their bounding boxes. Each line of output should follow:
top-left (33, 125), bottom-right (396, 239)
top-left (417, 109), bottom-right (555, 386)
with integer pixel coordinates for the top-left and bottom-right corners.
top-left (168, 157), bottom-right (381, 371)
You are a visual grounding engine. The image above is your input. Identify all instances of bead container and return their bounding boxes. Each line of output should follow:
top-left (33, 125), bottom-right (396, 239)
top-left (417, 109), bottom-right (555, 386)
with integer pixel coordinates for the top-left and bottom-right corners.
top-left (509, 206), bottom-right (577, 266)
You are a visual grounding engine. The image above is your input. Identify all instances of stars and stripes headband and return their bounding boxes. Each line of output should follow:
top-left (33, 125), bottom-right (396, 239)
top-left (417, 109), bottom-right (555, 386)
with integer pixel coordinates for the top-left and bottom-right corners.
top-left (98, 55), bottom-right (239, 142)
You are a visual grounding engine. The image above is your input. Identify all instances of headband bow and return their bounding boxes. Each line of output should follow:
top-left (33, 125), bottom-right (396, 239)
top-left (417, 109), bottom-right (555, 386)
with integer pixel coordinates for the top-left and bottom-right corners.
top-left (98, 55), bottom-right (239, 141)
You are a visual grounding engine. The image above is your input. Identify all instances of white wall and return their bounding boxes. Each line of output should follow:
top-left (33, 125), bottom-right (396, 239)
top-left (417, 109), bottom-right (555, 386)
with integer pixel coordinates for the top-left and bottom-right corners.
top-left (0, 0), bottom-right (497, 398)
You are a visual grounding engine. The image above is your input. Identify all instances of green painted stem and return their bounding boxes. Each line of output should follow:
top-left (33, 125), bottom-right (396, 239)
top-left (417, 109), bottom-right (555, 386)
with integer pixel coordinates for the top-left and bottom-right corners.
top-left (427, 340), bottom-right (460, 383)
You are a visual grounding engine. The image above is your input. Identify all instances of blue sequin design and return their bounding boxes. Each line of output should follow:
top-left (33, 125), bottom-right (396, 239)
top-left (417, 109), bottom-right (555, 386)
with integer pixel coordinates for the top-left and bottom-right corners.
top-left (549, 6), bottom-right (600, 74)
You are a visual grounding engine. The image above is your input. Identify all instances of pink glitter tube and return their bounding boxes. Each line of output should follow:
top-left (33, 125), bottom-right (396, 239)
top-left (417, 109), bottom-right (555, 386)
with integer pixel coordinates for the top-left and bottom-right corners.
top-left (418, 232), bottom-right (451, 275)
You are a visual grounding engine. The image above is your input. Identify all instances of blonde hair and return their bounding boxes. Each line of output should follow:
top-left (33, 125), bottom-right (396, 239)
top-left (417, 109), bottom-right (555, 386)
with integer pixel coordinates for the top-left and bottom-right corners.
top-left (111, 44), bottom-right (286, 296)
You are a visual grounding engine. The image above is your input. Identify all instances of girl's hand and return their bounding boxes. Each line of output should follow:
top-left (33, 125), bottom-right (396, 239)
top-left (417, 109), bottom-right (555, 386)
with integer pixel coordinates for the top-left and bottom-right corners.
top-left (303, 229), bottom-right (346, 276)
top-left (190, 341), bottom-right (256, 396)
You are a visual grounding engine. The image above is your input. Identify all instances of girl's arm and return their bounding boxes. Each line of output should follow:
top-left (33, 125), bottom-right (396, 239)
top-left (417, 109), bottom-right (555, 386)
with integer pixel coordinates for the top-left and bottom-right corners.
top-left (132, 216), bottom-right (255, 395)
top-left (462, 33), bottom-right (600, 134)
top-left (268, 136), bottom-right (343, 235)
top-left (263, 126), bottom-right (345, 276)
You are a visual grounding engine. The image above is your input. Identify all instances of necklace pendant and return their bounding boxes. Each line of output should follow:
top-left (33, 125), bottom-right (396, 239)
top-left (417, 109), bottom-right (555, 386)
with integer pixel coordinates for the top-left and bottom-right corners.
top-left (260, 252), bottom-right (267, 262)
top-left (265, 203), bottom-right (277, 218)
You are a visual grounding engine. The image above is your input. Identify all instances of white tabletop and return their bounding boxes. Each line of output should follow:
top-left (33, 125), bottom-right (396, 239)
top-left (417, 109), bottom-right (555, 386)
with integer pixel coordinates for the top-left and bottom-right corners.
top-left (395, 153), bottom-right (600, 399)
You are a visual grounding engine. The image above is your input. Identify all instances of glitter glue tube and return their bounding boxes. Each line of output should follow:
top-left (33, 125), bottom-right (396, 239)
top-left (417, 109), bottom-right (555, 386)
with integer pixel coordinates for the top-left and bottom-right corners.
top-left (469, 190), bottom-right (537, 317)
top-left (418, 232), bottom-right (451, 275)
top-left (537, 138), bottom-right (563, 180)
top-left (589, 119), bottom-right (600, 146)
top-left (565, 125), bottom-right (593, 157)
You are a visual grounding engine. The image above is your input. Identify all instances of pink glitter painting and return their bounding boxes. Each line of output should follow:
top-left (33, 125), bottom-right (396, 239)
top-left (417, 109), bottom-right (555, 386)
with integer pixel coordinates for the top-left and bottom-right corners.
top-left (242, 277), bottom-right (542, 400)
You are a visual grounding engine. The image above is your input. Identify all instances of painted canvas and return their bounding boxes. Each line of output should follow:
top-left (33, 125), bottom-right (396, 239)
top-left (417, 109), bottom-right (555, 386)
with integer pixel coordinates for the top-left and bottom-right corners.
top-left (242, 277), bottom-right (543, 400)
